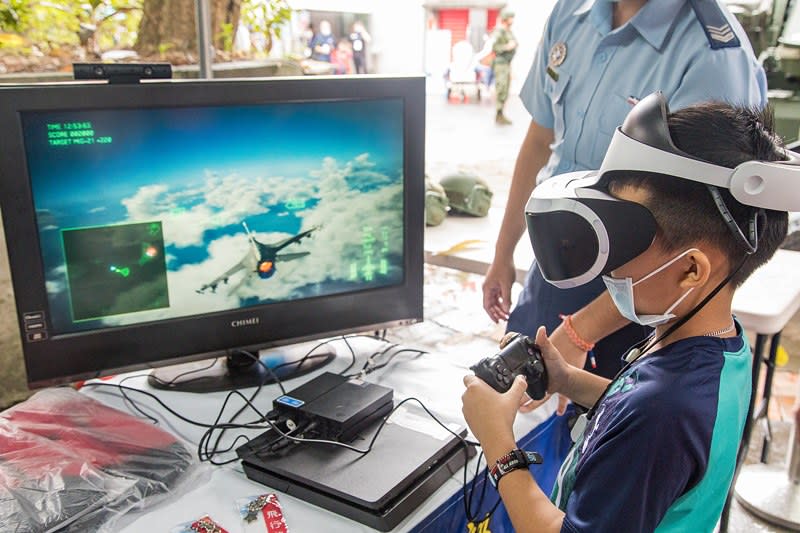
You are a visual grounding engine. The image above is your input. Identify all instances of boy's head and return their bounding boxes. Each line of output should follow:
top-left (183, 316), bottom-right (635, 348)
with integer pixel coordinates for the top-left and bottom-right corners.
top-left (602, 102), bottom-right (789, 288)
top-left (526, 93), bottom-right (799, 328)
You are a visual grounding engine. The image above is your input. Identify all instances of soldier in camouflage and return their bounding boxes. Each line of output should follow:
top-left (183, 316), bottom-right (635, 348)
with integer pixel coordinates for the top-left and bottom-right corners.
top-left (492, 10), bottom-right (518, 125)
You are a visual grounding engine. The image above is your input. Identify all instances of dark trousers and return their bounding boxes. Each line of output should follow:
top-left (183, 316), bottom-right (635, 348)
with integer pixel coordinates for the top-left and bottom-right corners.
top-left (354, 54), bottom-right (367, 74)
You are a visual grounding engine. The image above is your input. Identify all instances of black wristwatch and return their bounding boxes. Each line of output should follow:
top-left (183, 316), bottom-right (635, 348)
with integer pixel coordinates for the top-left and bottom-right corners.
top-left (489, 448), bottom-right (543, 488)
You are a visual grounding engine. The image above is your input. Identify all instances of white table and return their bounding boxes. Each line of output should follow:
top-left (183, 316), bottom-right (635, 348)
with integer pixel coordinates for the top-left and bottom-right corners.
top-left (718, 249), bottom-right (800, 531)
top-left (81, 334), bottom-right (554, 532)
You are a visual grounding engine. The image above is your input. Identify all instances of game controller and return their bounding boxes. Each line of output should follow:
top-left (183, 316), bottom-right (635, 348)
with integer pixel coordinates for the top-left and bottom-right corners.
top-left (470, 333), bottom-right (548, 400)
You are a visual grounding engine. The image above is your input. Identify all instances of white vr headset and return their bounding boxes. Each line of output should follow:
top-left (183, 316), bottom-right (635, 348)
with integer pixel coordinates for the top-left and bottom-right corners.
top-left (526, 92), bottom-right (800, 289)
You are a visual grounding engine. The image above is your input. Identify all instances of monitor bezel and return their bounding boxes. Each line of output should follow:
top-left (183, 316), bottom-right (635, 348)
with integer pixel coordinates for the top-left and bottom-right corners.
top-left (0, 75), bottom-right (425, 388)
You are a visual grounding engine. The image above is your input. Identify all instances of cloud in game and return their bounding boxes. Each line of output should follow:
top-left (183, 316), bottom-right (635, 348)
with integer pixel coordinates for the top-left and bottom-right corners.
top-left (100, 153), bottom-right (403, 325)
top-left (120, 172), bottom-right (317, 248)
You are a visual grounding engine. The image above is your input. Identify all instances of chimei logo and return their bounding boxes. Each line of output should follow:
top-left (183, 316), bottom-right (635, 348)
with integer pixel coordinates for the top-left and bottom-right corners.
top-left (231, 317), bottom-right (260, 328)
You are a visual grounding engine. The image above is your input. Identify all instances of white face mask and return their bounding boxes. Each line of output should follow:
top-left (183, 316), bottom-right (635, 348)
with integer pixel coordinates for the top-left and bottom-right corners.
top-left (602, 249), bottom-right (697, 327)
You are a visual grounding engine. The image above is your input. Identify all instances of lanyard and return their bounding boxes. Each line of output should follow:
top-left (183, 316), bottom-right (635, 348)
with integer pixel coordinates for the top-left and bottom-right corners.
top-left (570, 255), bottom-right (746, 443)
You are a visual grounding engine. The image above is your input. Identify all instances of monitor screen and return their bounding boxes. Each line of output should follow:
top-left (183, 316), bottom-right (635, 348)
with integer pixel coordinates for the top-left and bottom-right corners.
top-left (0, 76), bottom-right (424, 388)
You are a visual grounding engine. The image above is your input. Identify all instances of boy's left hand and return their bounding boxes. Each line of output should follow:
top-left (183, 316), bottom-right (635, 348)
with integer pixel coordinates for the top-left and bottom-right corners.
top-left (462, 374), bottom-right (527, 447)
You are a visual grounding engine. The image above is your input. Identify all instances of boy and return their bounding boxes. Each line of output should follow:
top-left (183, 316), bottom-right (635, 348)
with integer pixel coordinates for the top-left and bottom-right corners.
top-left (462, 93), bottom-right (796, 531)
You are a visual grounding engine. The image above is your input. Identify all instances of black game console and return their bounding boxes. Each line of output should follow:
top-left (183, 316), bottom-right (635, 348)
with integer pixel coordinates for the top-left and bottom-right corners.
top-left (236, 373), bottom-right (475, 530)
top-left (237, 415), bottom-right (474, 531)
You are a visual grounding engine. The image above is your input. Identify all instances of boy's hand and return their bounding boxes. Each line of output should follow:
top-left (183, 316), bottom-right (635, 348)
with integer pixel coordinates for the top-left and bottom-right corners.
top-left (535, 326), bottom-right (572, 397)
top-left (502, 331), bottom-right (571, 416)
top-left (462, 374), bottom-right (527, 447)
top-left (518, 392), bottom-right (570, 415)
top-left (549, 324), bottom-right (589, 370)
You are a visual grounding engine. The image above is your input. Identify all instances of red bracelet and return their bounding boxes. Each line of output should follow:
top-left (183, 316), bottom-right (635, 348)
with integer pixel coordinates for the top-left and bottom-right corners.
top-left (559, 314), bottom-right (595, 353)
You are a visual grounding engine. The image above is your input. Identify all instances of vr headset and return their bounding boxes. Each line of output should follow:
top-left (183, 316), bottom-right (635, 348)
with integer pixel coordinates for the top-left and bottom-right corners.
top-left (526, 91), bottom-right (800, 289)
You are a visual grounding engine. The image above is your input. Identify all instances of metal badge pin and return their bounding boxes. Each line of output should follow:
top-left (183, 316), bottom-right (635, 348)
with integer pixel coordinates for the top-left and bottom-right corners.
top-left (546, 41), bottom-right (567, 81)
top-left (191, 517), bottom-right (224, 533)
top-left (549, 42), bottom-right (567, 67)
top-left (244, 494), bottom-right (271, 523)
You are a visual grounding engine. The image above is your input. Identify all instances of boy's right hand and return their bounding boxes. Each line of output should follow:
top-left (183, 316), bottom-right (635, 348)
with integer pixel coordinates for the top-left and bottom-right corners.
top-left (504, 329), bottom-right (571, 416)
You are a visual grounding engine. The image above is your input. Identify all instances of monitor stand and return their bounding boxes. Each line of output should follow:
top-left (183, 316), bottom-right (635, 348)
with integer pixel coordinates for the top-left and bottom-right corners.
top-left (147, 340), bottom-right (337, 393)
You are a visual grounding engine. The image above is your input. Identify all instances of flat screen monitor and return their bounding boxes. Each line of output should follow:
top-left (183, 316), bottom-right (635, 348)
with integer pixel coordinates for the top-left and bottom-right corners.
top-left (0, 75), bottom-right (424, 390)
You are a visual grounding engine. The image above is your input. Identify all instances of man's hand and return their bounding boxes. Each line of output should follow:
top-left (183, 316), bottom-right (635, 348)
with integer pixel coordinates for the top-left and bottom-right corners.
top-left (483, 258), bottom-right (516, 322)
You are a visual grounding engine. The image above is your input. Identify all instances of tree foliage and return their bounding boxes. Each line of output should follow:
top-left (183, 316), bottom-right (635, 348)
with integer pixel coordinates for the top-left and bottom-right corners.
top-left (0, 0), bottom-right (142, 53)
top-left (0, 0), bottom-right (292, 66)
top-left (240, 0), bottom-right (292, 53)
top-left (135, 0), bottom-right (292, 58)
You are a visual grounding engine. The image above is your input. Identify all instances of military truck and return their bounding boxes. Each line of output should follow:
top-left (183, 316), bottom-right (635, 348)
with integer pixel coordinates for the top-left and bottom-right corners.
top-left (726, 0), bottom-right (800, 142)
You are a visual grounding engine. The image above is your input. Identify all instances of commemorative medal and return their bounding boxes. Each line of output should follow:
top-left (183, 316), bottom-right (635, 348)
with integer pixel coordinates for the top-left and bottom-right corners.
top-left (546, 41), bottom-right (567, 81)
top-left (549, 41), bottom-right (567, 67)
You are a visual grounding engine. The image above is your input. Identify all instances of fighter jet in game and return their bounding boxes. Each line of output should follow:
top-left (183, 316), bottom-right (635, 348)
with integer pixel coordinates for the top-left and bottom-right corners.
top-left (197, 221), bottom-right (318, 295)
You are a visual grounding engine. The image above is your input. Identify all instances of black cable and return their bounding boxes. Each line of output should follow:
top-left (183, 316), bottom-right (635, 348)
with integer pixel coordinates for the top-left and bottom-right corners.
top-left (258, 396), bottom-right (478, 454)
top-left (366, 348), bottom-right (428, 373)
top-left (139, 338), bottom-right (341, 465)
top-left (337, 335), bottom-right (358, 376)
top-left (197, 360), bottom-right (268, 464)
top-left (85, 380), bottom-right (277, 466)
top-left (200, 342), bottom-right (331, 463)
top-left (82, 334), bottom-right (364, 466)
top-left (463, 450), bottom-right (485, 522)
top-left (82, 336), bottom-right (472, 467)
top-left (86, 374), bottom-right (491, 525)
top-left (200, 354), bottom-right (266, 464)
top-left (147, 358), bottom-right (220, 387)
top-left (118, 374), bottom-right (159, 424)
top-left (343, 346), bottom-right (429, 378)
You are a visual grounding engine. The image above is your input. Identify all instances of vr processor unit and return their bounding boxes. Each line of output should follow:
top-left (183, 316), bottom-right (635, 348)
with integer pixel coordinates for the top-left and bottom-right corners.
top-left (237, 372), bottom-right (474, 531)
top-left (270, 371), bottom-right (394, 441)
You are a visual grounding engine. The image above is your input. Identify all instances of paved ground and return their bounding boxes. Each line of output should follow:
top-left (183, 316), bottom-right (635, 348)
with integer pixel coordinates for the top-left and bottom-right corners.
top-left (1, 91), bottom-right (799, 530)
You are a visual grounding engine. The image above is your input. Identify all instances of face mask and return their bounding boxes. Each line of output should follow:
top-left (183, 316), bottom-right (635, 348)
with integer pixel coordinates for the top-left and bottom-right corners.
top-left (602, 249), bottom-right (697, 327)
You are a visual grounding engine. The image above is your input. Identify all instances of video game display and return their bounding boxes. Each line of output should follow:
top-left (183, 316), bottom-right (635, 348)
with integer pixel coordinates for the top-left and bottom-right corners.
top-left (21, 99), bottom-right (405, 334)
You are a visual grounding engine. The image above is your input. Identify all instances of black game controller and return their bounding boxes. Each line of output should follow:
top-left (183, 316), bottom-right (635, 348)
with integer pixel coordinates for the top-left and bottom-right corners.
top-left (470, 333), bottom-right (548, 400)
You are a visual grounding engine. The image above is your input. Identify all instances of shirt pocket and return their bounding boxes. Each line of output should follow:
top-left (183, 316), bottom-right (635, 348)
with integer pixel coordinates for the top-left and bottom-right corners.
top-left (545, 70), bottom-right (571, 143)
top-left (589, 92), bottom-right (634, 167)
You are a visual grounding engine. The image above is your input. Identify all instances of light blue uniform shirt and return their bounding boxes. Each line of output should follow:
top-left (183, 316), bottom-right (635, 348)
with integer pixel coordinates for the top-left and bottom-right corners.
top-left (520, 0), bottom-right (767, 181)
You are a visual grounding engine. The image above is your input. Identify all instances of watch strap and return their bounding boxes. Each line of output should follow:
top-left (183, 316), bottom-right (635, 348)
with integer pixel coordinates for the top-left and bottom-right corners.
top-left (489, 448), bottom-right (543, 488)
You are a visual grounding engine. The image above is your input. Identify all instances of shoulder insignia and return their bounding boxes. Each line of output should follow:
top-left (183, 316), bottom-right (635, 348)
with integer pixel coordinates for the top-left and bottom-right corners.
top-left (688, 0), bottom-right (741, 49)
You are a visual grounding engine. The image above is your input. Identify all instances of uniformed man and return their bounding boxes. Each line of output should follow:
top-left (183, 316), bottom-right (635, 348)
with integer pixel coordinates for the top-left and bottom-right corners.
top-left (481, 0), bottom-right (766, 505)
top-left (348, 21), bottom-right (372, 74)
top-left (492, 10), bottom-right (518, 125)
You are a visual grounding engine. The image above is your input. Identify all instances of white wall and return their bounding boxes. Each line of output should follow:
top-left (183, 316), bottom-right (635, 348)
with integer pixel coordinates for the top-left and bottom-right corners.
top-left (505, 0), bottom-right (558, 93)
top-left (286, 0), bottom-right (558, 91)
top-left (369, 1), bottom-right (428, 75)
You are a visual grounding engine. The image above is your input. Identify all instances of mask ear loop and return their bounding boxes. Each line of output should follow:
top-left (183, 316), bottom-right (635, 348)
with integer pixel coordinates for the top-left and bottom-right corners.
top-left (707, 185), bottom-right (763, 255)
